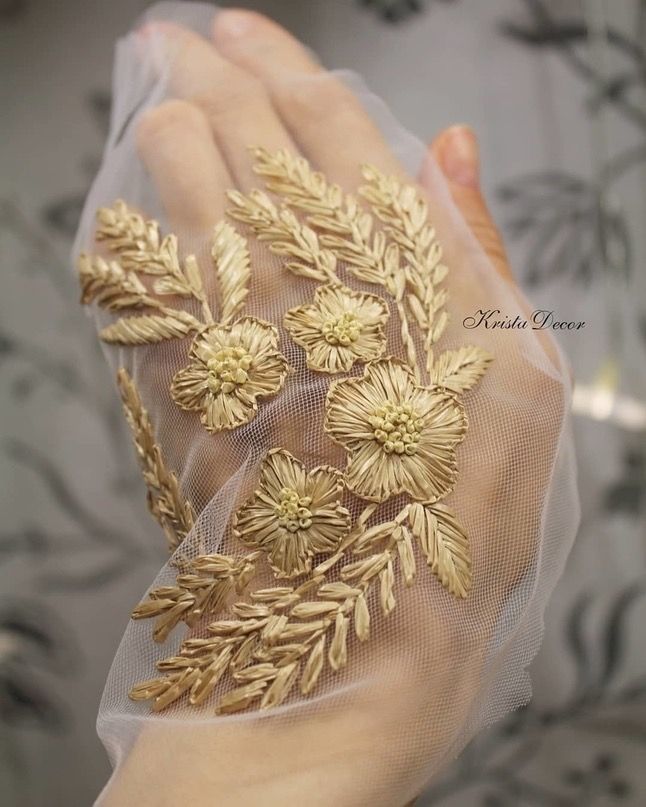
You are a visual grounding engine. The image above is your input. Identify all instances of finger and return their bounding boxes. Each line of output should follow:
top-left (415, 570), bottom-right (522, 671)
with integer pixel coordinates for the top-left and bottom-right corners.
top-left (211, 9), bottom-right (405, 187)
top-left (136, 98), bottom-right (232, 234)
top-left (140, 21), bottom-right (295, 190)
top-left (424, 125), bottom-right (514, 282)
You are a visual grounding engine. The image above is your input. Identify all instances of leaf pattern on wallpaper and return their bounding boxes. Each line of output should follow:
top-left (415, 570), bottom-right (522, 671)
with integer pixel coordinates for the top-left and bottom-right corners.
top-left (497, 172), bottom-right (632, 285)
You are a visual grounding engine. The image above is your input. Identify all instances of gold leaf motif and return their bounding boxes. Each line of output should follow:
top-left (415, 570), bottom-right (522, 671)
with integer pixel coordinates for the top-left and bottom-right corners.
top-left (211, 220), bottom-right (251, 323)
top-left (100, 311), bottom-right (202, 345)
top-left (328, 611), bottom-right (349, 671)
top-left (300, 636), bottom-right (326, 695)
top-left (353, 592), bottom-right (370, 641)
top-left (216, 680), bottom-right (267, 714)
top-left (117, 368), bottom-right (194, 552)
top-left (408, 502), bottom-right (472, 598)
top-left (325, 358), bottom-right (467, 503)
top-left (359, 164), bottom-right (449, 374)
top-left (93, 200), bottom-right (215, 323)
top-left (227, 188), bottom-right (336, 283)
top-left (260, 661), bottom-right (300, 710)
top-left (77, 253), bottom-right (155, 311)
top-left (431, 345), bottom-right (493, 393)
top-left (251, 146), bottom-right (388, 285)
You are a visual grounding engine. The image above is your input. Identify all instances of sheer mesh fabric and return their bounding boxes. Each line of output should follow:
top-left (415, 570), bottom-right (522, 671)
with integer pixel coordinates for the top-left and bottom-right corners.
top-left (72, 4), bottom-right (580, 805)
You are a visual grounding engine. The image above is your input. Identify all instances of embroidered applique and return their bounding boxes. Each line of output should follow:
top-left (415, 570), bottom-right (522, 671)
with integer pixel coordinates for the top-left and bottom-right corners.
top-left (284, 283), bottom-right (389, 373)
top-left (325, 358), bottom-right (467, 503)
top-left (79, 209), bottom-right (289, 432)
top-left (232, 449), bottom-right (351, 579)
top-left (171, 318), bottom-right (288, 434)
top-left (79, 148), bottom-right (494, 714)
top-left (117, 368), bottom-right (194, 552)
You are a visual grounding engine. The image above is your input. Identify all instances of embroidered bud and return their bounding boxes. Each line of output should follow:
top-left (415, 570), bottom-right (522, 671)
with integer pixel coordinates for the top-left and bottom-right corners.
top-left (370, 402), bottom-right (423, 456)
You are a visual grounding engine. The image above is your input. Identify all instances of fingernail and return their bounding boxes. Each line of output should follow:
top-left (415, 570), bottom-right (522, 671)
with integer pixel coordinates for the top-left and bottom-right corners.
top-left (439, 125), bottom-right (479, 188)
top-left (215, 9), bottom-right (255, 38)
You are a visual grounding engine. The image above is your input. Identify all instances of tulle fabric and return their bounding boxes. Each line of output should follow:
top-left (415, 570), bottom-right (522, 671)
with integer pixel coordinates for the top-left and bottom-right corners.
top-left (73, 4), bottom-right (580, 805)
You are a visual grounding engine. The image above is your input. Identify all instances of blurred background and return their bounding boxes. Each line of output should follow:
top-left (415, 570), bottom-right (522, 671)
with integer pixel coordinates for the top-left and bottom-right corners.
top-left (1, 0), bottom-right (645, 805)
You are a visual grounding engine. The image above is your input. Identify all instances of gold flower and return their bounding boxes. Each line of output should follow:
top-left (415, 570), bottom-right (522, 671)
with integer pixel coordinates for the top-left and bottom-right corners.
top-left (233, 449), bottom-right (351, 579)
top-left (283, 284), bottom-right (389, 374)
top-left (171, 317), bottom-right (288, 433)
top-left (325, 359), bottom-right (467, 503)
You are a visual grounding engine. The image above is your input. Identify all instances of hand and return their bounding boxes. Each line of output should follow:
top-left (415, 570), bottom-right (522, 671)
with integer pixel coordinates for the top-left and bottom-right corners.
top-left (93, 10), bottom-right (572, 807)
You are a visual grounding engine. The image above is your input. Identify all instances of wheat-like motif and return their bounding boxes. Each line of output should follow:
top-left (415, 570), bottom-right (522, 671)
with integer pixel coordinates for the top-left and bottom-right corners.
top-left (76, 149), bottom-right (495, 714)
top-left (117, 368), bottom-right (195, 552)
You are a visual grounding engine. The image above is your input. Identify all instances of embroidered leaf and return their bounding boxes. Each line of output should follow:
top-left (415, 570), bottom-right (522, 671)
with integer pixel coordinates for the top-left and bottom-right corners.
top-left (117, 368), bottom-right (195, 552)
top-left (211, 220), bottom-right (251, 322)
top-left (227, 188), bottom-right (334, 283)
top-left (251, 147), bottom-right (388, 285)
top-left (94, 202), bottom-right (212, 319)
top-left (408, 502), bottom-right (472, 598)
top-left (301, 636), bottom-right (326, 694)
top-left (100, 311), bottom-right (201, 345)
top-left (77, 253), bottom-right (157, 311)
top-left (260, 661), bottom-right (299, 709)
top-left (216, 680), bottom-right (267, 714)
top-left (353, 592), bottom-right (370, 641)
top-left (431, 345), bottom-right (493, 393)
top-left (328, 611), bottom-right (349, 671)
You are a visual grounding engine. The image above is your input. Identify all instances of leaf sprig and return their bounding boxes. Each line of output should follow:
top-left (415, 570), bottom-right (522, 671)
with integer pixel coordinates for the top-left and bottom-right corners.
top-left (117, 368), bottom-right (195, 552)
top-left (129, 500), bottom-right (471, 713)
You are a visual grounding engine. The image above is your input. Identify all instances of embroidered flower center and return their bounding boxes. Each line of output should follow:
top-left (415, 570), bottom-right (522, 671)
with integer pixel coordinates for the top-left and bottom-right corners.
top-left (369, 402), bottom-right (423, 456)
top-left (275, 487), bottom-right (314, 533)
top-left (321, 312), bottom-right (362, 346)
top-left (206, 347), bottom-right (253, 394)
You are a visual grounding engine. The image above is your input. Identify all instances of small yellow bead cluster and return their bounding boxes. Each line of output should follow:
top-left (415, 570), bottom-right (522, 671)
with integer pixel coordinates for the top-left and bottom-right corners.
top-left (369, 402), bottom-right (423, 456)
top-left (275, 487), bottom-right (314, 533)
top-left (322, 312), bottom-right (361, 346)
top-left (206, 346), bottom-right (253, 394)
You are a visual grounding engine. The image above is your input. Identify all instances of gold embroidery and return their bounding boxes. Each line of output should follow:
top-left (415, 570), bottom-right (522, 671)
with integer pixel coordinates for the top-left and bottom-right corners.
top-left (233, 449), bottom-right (351, 579)
top-left (91, 200), bottom-right (215, 327)
top-left (76, 148), bottom-right (496, 713)
top-left (80, 205), bottom-right (289, 432)
top-left (211, 220), bottom-right (251, 324)
top-left (170, 318), bottom-right (288, 433)
top-left (325, 358), bottom-right (467, 503)
top-left (131, 551), bottom-right (261, 643)
top-left (430, 345), bottom-right (493, 394)
top-left (117, 368), bottom-right (194, 552)
top-left (284, 283), bottom-right (389, 373)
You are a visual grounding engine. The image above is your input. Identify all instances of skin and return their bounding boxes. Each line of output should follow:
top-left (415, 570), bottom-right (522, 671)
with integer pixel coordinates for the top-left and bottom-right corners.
top-left (97, 10), bottom-right (569, 807)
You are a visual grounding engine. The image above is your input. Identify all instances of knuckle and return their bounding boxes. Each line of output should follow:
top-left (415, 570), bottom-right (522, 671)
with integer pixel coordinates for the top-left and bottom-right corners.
top-left (279, 76), bottom-right (355, 125)
top-left (191, 72), bottom-right (268, 119)
top-left (136, 99), bottom-right (206, 148)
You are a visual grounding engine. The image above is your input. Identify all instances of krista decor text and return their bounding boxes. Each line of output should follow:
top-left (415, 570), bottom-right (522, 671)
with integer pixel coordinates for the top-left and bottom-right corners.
top-left (463, 309), bottom-right (586, 331)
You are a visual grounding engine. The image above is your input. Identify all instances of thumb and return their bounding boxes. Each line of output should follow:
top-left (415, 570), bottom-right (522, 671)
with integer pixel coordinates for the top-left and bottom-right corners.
top-left (423, 125), bottom-right (513, 282)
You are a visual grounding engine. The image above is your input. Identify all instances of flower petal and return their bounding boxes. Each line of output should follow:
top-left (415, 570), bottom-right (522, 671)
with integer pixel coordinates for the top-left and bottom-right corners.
top-left (268, 531), bottom-right (311, 579)
top-left (261, 450), bottom-right (307, 498)
top-left (344, 440), bottom-right (399, 502)
top-left (170, 366), bottom-right (209, 411)
top-left (201, 393), bottom-right (254, 433)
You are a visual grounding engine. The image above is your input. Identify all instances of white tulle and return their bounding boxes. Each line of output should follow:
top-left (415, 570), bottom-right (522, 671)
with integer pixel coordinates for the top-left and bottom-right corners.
top-left (72, 4), bottom-right (580, 805)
